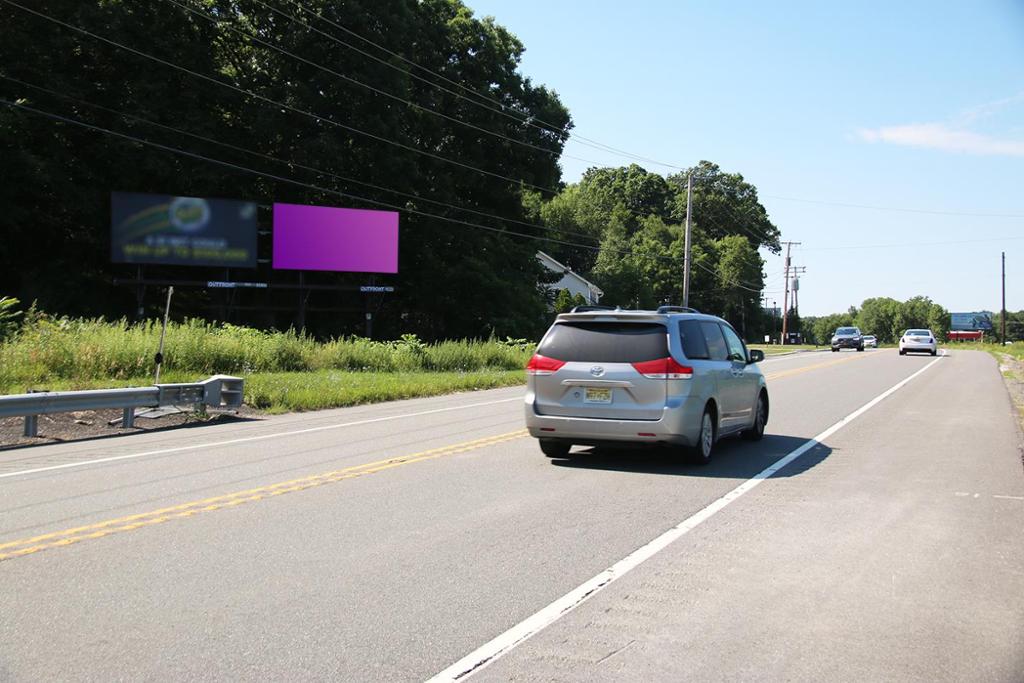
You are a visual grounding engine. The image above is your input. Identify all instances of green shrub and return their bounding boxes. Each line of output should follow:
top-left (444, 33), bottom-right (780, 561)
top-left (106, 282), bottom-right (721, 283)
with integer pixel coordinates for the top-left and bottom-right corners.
top-left (0, 296), bottom-right (21, 343)
top-left (0, 312), bottom-right (534, 393)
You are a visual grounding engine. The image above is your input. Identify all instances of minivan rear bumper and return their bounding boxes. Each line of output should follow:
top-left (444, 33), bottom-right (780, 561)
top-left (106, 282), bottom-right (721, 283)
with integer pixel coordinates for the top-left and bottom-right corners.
top-left (524, 393), bottom-right (705, 447)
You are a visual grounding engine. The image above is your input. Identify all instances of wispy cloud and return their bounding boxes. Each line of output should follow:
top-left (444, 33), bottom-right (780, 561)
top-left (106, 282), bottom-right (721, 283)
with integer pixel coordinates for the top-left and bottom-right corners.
top-left (858, 123), bottom-right (1024, 156)
top-left (858, 93), bottom-right (1024, 157)
top-left (957, 91), bottom-right (1024, 126)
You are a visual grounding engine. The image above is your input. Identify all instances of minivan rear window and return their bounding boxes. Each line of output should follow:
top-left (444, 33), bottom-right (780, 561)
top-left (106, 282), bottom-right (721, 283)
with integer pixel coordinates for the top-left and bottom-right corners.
top-left (537, 322), bottom-right (667, 363)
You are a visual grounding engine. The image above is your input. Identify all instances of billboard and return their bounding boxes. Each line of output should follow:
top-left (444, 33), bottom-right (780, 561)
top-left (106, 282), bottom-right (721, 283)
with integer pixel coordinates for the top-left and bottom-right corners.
top-left (950, 312), bottom-right (994, 331)
top-left (111, 192), bottom-right (257, 267)
top-left (272, 203), bottom-right (399, 273)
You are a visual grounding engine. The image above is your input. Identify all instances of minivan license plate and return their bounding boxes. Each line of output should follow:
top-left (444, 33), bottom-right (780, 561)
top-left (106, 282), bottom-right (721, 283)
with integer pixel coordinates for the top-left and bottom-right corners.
top-left (584, 387), bottom-right (612, 404)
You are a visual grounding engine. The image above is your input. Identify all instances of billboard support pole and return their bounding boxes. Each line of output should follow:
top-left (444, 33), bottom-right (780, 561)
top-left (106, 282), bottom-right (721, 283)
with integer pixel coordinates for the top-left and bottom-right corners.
top-left (365, 275), bottom-right (376, 339)
top-left (297, 271), bottom-right (307, 333)
top-left (135, 265), bottom-right (146, 321)
top-left (222, 268), bottom-right (231, 323)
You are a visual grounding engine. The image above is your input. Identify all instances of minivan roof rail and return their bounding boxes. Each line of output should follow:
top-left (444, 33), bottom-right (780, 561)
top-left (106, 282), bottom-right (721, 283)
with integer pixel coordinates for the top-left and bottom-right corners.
top-left (569, 305), bottom-right (621, 313)
top-left (656, 305), bottom-right (700, 314)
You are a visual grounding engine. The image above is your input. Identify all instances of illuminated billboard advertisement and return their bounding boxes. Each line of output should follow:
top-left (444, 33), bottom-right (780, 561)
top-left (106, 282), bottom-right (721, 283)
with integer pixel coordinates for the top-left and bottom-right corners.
top-left (950, 312), bottom-right (993, 331)
top-left (272, 203), bottom-right (399, 273)
top-left (111, 192), bottom-right (258, 267)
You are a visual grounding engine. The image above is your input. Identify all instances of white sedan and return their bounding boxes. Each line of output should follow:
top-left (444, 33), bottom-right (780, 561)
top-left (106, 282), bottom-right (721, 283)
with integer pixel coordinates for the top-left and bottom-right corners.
top-left (899, 329), bottom-right (937, 356)
top-left (863, 335), bottom-right (878, 348)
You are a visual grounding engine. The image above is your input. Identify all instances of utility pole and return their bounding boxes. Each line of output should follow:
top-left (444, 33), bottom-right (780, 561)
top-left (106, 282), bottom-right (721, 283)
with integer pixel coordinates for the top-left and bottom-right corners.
top-left (779, 241), bottom-right (801, 344)
top-left (761, 295), bottom-right (770, 342)
top-left (772, 299), bottom-right (777, 342)
top-left (682, 174), bottom-right (693, 308)
top-left (1002, 251), bottom-right (1007, 344)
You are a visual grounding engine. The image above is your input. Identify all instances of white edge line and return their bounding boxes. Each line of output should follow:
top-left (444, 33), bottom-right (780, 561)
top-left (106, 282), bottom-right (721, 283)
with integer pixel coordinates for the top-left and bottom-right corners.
top-left (427, 354), bottom-right (946, 682)
top-left (0, 396), bottom-right (522, 480)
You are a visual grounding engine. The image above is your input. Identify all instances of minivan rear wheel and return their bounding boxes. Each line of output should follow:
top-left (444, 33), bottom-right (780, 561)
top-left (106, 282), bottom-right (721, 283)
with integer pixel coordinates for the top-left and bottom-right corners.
top-left (688, 408), bottom-right (715, 465)
top-left (539, 439), bottom-right (571, 458)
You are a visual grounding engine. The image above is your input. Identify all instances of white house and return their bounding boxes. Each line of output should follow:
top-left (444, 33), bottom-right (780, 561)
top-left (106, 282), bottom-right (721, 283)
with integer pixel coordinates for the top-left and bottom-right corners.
top-left (537, 251), bottom-right (603, 305)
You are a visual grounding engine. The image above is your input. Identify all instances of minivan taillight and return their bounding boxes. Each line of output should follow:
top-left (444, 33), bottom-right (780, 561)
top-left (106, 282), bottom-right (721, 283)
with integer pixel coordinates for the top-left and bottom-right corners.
top-left (526, 354), bottom-right (566, 375)
top-left (631, 357), bottom-right (693, 379)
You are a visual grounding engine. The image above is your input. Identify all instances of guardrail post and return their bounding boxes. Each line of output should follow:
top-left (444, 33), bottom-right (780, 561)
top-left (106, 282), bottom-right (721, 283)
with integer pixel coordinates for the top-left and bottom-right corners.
top-left (24, 414), bottom-right (37, 438)
top-left (123, 407), bottom-right (135, 429)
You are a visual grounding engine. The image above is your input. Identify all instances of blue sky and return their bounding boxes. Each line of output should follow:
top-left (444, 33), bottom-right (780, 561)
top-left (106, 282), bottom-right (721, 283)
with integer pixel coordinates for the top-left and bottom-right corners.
top-left (467, 0), bottom-right (1024, 316)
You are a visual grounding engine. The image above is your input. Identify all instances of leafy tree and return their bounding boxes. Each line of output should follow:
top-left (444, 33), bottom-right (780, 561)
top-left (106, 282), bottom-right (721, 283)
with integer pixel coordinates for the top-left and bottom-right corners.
top-left (667, 161), bottom-right (781, 253)
top-left (711, 234), bottom-right (765, 334)
top-left (992, 310), bottom-right (1024, 342)
top-left (0, 296), bottom-right (21, 342)
top-left (856, 297), bottom-right (902, 343)
top-left (553, 288), bottom-right (574, 313)
top-left (0, 0), bottom-right (571, 340)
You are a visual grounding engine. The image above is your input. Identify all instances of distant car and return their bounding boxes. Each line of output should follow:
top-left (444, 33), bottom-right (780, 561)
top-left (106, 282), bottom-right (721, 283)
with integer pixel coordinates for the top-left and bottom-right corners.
top-left (831, 326), bottom-right (864, 352)
top-left (525, 306), bottom-right (768, 464)
top-left (862, 335), bottom-right (877, 348)
top-left (899, 329), bottom-right (937, 356)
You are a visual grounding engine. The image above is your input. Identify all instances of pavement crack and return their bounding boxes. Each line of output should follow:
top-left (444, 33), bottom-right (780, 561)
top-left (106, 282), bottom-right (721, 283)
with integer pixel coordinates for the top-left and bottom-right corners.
top-left (596, 639), bottom-right (636, 665)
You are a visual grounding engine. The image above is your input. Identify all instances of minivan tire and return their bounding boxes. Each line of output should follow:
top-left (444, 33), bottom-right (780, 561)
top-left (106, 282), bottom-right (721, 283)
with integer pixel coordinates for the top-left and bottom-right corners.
top-left (688, 407), bottom-right (716, 465)
top-left (743, 393), bottom-right (767, 441)
top-left (539, 439), bottom-right (571, 458)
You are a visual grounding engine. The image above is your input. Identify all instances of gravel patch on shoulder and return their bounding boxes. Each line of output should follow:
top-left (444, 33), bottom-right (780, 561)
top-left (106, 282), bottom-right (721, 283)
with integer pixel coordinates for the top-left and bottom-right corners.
top-left (0, 406), bottom-right (261, 450)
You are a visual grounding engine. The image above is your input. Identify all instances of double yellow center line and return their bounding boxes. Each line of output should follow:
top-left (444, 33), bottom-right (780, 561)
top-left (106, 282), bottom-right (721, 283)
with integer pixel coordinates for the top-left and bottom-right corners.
top-left (0, 354), bottom-right (874, 563)
top-left (764, 352), bottom-right (871, 381)
top-left (0, 429), bottom-right (528, 562)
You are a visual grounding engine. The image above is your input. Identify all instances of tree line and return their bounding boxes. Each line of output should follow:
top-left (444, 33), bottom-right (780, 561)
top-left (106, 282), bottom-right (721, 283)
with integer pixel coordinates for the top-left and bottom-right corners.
top-left (801, 296), bottom-right (951, 345)
top-left (1, 1), bottom-right (778, 341)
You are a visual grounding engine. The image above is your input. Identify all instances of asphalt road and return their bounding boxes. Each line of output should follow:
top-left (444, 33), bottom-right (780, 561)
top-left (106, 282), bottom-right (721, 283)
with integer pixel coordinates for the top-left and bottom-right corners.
top-left (0, 349), bottom-right (1021, 681)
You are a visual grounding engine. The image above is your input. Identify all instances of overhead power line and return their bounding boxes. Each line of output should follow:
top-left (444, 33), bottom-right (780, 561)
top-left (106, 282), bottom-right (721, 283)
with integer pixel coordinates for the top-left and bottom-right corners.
top-left (0, 99), bottom-right (598, 249)
top-left (264, 0), bottom-right (688, 170)
top-left (0, 73), bottom-right (603, 247)
top-left (3, 0), bottom-right (559, 194)
top-left (798, 235), bottom-right (1024, 251)
top-left (2, 2), bottom-right (776, 293)
top-left (6, 0), bottom-right (784, 269)
top-left (1, 96), bottom-right (770, 295)
top-left (763, 194), bottom-right (1024, 219)
top-left (161, 0), bottom-right (609, 168)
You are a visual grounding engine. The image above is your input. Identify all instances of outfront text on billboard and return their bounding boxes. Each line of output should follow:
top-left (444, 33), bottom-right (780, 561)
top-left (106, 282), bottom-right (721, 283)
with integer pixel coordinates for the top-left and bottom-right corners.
top-left (111, 192), bottom-right (258, 268)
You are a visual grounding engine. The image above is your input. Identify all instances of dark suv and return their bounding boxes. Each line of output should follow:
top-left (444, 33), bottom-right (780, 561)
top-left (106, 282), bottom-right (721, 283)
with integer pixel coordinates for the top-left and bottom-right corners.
top-left (831, 326), bottom-right (864, 352)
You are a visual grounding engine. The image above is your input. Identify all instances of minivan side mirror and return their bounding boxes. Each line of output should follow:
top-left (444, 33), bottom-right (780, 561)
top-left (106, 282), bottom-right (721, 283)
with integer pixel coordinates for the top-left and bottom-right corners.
top-left (748, 349), bottom-right (765, 364)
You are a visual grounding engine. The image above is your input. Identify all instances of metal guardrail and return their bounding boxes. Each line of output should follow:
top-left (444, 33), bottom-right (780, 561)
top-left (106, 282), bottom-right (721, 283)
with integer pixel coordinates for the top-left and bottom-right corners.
top-left (0, 375), bottom-right (244, 437)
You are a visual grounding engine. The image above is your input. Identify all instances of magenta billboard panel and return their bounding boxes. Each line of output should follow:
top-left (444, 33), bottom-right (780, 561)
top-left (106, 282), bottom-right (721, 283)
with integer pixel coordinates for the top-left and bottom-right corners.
top-left (272, 203), bottom-right (399, 273)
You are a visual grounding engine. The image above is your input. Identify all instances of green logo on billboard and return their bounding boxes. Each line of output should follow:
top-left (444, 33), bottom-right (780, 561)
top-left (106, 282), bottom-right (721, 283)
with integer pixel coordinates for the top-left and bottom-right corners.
top-left (169, 197), bottom-right (211, 233)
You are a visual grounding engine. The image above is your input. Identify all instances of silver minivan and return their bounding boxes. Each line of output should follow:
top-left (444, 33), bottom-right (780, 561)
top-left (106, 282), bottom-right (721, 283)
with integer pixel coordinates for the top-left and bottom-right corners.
top-left (524, 307), bottom-right (768, 463)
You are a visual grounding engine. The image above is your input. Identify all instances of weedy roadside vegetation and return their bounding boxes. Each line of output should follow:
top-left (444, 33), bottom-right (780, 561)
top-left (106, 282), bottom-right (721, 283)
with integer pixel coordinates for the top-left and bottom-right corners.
top-left (0, 309), bottom-right (533, 411)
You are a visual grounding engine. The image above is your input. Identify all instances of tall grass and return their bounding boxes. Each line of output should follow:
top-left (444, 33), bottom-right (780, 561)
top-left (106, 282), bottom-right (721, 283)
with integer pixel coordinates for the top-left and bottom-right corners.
top-left (0, 315), bottom-right (534, 392)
